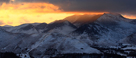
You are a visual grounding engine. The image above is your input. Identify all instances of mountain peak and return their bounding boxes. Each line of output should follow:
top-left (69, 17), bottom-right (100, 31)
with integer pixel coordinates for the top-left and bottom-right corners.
top-left (104, 12), bottom-right (121, 16)
top-left (97, 13), bottom-right (125, 22)
top-left (102, 12), bottom-right (125, 18)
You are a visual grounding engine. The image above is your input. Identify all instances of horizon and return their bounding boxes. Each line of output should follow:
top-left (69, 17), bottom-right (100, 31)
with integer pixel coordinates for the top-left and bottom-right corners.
top-left (1, 12), bottom-right (135, 27)
top-left (0, 0), bottom-right (136, 26)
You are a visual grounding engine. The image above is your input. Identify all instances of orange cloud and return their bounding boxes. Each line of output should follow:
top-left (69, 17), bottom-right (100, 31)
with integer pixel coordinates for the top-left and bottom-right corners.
top-left (122, 15), bottom-right (136, 19)
top-left (0, 20), bottom-right (4, 25)
top-left (0, 2), bottom-right (62, 13)
top-left (10, 0), bottom-right (15, 2)
top-left (0, 2), bottom-right (72, 26)
top-left (7, 21), bottom-right (13, 24)
top-left (0, 2), bottom-right (109, 26)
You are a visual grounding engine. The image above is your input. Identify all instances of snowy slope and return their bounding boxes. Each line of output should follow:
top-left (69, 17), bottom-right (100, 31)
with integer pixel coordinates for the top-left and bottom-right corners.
top-left (0, 27), bottom-right (42, 53)
top-left (42, 20), bottom-right (77, 34)
top-left (29, 31), bottom-right (100, 58)
top-left (0, 13), bottom-right (136, 58)
top-left (120, 33), bottom-right (136, 45)
top-left (71, 13), bottom-right (136, 46)
top-left (1, 23), bottom-right (47, 34)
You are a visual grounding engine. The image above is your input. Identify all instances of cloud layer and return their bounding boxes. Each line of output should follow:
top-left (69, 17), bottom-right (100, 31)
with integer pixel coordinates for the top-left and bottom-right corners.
top-left (10, 0), bottom-right (136, 14)
top-left (0, 0), bottom-right (10, 3)
top-left (0, 3), bottom-right (61, 13)
top-left (0, 2), bottom-right (73, 26)
top-left (0, 0), bottom-right (136, 26)
top-left (1, 0), bottom-right (136, 14)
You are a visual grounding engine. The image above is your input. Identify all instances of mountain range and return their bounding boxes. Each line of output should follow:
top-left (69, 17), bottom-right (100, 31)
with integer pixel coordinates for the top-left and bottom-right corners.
top-left (0, 13), bottom-right (136, 58)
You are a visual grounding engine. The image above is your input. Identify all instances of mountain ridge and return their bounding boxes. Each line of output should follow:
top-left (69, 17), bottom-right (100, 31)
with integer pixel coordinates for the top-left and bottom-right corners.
top-left (0, 13), bottom-right (136, 58)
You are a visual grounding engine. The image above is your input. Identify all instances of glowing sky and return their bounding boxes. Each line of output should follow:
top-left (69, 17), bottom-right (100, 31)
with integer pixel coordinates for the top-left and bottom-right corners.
top-left (0, 0), bottom-right (136, 26)
top-left (0, 2), bottom-right (72, 26)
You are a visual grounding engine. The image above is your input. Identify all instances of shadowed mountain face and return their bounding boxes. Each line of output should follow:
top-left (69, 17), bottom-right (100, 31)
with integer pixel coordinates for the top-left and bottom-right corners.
top-left (35, 23), bottom-right (47, 30)
top-left (0, 13), bottom-right (136, 58)
top-left (64, 14), bottom-right (103, 27)
top-left (20, 24), bottom-right (34, 30)
top-left (120, 33), bottom-right (136, 45)
top-left (130, 20), bottom-right (136, 24)
top-left (73, 23), bottom-right (109, 36)
top-left (19, 23), bottom-right (47, 31)
top-left (43, 20), bottom-right (77, 33)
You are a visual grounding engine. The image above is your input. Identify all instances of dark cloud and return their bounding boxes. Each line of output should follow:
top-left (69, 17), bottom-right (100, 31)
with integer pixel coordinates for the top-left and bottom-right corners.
top-left (0, 0), bottom-right (10, 3)
top-left (15, 0), bottom-right (136, 14)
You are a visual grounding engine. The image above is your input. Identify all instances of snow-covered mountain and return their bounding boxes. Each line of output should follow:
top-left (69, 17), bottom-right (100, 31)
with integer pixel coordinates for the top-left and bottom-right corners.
top-left (42, 20), bottom-right (77, 34)
top-left (68, 13), bottom-right (136, 46)
top-left (0, 13), bottom-right (136, 58)
top-left (94, 13), bottom-right (136, 46)
top-left (1, 23), bottom-right (44, 34)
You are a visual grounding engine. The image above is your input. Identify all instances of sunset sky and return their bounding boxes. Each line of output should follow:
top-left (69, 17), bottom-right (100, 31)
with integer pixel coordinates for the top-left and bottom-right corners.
top-left (0, 0), bottom-right (136, 26)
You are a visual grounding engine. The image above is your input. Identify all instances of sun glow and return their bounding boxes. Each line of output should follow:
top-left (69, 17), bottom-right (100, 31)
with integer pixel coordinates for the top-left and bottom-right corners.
top-left (0, 2), bottom-right (73, 26)
top-left (0, 2), bottom-right (105, 26)
top-left (122, 15), bottom-right (136, 19)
